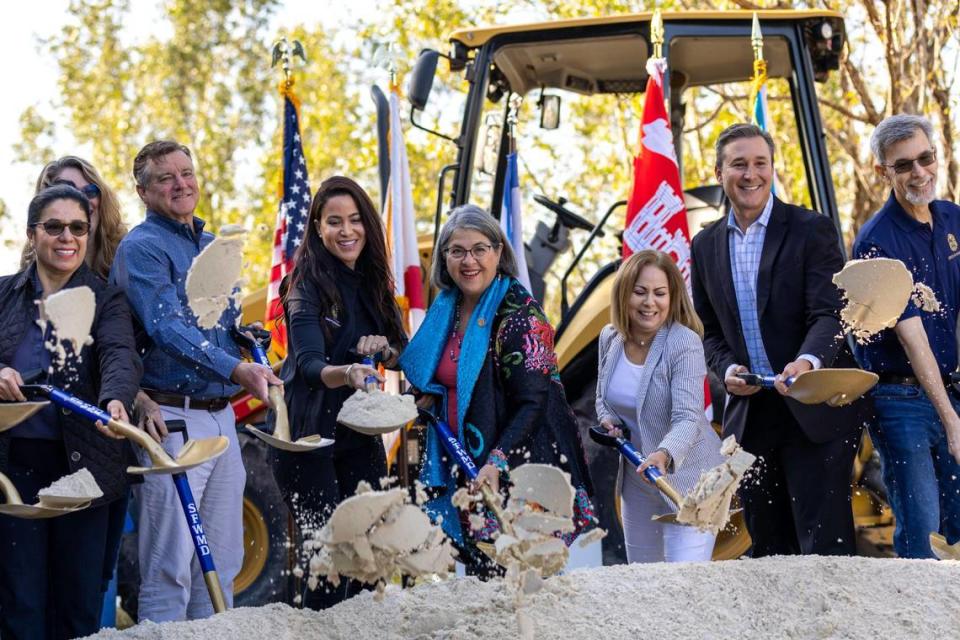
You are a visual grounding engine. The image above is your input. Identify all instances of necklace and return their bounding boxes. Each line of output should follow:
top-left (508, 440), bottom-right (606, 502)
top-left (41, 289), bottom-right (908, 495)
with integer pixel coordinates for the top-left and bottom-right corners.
top-left (449, 302), bottom-right (464, 362)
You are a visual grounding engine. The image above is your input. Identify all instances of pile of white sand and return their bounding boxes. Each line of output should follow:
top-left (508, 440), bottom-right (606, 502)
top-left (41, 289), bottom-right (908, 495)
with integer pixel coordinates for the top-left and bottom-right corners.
top-left (84, 556), bottom-right (960, 639)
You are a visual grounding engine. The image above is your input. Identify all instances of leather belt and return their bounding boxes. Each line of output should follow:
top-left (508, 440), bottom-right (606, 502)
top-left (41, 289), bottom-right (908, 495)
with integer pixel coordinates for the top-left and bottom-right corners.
top-left (877, 373), bottom-right (952, 387)
top-left (143, 389), bottom-right (230, 412)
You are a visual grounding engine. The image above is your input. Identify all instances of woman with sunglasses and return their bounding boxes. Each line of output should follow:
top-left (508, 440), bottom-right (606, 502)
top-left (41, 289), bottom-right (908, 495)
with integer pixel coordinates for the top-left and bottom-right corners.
top-left (0, 184), bottom-right (141, 639)
top-left (23, 156), bottom-right (127, 280)
top-left (399, 205), bottom-right (595, 578)
top-left (24, 156), bottom-right (165, 609)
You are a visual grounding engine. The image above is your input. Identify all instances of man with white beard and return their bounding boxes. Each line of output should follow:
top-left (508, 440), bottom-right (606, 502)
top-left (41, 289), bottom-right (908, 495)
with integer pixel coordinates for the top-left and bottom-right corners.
top-left (853, 114), bottom-right (960, 558)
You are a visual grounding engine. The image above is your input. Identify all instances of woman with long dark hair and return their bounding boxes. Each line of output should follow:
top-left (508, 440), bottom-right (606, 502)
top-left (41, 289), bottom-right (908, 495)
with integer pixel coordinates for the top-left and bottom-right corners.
top-left (273, 176), bottom-right (406, 609)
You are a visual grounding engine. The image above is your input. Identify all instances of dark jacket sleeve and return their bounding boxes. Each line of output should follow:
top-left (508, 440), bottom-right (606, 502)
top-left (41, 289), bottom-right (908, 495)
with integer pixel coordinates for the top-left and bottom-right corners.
top-left (691, 231), bottom-right (738, 379)
top-left (490, 299), bottom-right (556, 459)
top-left (95, 285), bottom-right (142, 409)
top-left (286, 278), bottom-right (332, 388)
top-left (797, 213), bottom-right (847, 366)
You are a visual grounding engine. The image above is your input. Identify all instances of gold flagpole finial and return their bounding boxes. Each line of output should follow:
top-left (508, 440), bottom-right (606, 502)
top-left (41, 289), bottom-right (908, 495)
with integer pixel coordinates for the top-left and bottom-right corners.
top-left (651, 9), bottom-right (664, 60)
top-left (751, 12), bottom-right (764, 62)
top-left (271, 37), bottom-right (308, 90)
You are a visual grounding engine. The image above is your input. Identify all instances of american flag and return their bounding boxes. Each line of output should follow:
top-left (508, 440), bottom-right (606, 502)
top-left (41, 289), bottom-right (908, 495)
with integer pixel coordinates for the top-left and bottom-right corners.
top-left (266, 87), bottom-right (311, 356)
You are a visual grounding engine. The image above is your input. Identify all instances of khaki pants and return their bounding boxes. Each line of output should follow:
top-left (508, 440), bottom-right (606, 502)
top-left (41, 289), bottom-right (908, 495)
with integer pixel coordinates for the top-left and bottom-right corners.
top-left (135, 404), bottom-right (245, 622)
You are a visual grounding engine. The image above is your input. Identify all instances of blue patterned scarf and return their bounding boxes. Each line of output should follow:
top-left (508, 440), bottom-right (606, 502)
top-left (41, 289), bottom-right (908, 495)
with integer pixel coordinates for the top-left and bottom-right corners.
top-left (399, 275), bottom-right (513, 543)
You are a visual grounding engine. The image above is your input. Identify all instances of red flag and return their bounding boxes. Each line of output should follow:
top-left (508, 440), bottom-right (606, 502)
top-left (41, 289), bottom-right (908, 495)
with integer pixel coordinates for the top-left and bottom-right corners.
top-left (623, 59), bottom-right (711, 419)
top-left (622, 59), bottom-right (691, 283)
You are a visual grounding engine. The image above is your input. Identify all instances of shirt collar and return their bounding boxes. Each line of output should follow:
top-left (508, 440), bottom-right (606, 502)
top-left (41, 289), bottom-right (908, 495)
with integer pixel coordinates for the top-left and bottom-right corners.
top-left (726, 195), bottom-right (774, 232)
top-left (146, 210), bottom-right (206, 238)
top-left (882, 190), bottom-right (935, 233)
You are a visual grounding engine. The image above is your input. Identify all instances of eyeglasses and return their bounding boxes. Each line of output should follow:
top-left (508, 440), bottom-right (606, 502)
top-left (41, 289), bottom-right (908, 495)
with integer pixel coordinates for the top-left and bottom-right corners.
top-left (53, 179), bottom-right (101, 200)
top-left (31, 219), bottom-right (91, 237)
top-left (883, 149), bottom-right (937, 174)
top-left (444, 243), bottom-right (497, 261)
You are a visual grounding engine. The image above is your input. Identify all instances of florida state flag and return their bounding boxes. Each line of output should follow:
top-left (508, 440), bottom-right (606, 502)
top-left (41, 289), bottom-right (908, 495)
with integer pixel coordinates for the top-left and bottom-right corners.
top-left (622, 58), bottom-right (691, 284)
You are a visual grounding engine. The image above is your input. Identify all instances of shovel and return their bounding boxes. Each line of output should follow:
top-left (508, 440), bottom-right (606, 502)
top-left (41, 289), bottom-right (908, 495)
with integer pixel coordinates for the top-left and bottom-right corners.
top-left (419, 411), bottom-right (513, 559)
top-left (164, 420), bottom-right (228, 613)
top-left (736, 368), bottom-right (878, 406)
top-left (18, 375), bottom-right (228, 475)
top-left (930, 532), bottom-right (960, 560)
top-left (233, 329), bottom-right (333, 452)
top-left (0, 471), bottom-right (93, 520)
top-left (0, 401), bottom-right (50, 433)
top-left (0, 403), bottom-right (96, 519)
top-left (587, 426), bottom-right (686, 523)
top-left (337, 356), bottom-right (418, 435)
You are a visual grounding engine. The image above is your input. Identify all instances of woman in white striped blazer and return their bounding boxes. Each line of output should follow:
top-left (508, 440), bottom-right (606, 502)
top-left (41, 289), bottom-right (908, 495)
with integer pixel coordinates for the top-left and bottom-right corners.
top-left (596, 250), bottom-right (724, 563)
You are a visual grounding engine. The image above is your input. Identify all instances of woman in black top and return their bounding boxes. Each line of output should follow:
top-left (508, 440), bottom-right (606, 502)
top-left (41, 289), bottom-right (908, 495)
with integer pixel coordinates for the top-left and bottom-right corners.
top-left (0, 185), bottom-right (141, 639)
top-left (273, 176), bottom-right (406, 610)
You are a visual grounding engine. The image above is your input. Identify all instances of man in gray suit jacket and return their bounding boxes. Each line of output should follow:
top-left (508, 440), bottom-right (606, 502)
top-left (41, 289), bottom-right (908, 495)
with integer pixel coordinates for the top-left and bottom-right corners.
top-left (690, 123), bottom-right (868, 557)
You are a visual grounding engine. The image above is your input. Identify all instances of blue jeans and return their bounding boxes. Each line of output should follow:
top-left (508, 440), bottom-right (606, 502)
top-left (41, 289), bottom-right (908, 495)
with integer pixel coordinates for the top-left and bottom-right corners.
top-left (871, 383), bottom-right (960, 558)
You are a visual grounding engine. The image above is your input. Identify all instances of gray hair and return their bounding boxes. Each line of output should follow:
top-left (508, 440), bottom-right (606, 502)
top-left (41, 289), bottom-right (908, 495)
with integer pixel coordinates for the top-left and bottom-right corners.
top-left (870, 115), bottom-right (935, 164)
top-left (715, 123), bottom-right (775, 169)
top-left (430, 204), bottom-right (519, 290)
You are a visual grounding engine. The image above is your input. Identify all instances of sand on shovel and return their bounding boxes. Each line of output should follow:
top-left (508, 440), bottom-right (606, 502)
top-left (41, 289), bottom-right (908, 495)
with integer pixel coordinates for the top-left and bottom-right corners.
top-left (37, 467), bottom-right (102, 507)
top-left (337, 389), bottom-right (418, 435)
top-left (832, 258), bottom-right (937, 343)
top-left (306, 481), bottom-right (455, 599)
top-left (675, 436), bottom-right (756, 534)
top-left (38, 285), bottom-right (96, 363)
top-left (185, 225), bottom-right (245, 329)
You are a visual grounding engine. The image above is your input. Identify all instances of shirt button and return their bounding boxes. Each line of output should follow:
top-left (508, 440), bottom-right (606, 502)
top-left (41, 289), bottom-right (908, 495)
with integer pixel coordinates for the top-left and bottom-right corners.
top-left (70, 451), bottom-right (81, 462)
top-left (61, 408), bottom-right (72, 416)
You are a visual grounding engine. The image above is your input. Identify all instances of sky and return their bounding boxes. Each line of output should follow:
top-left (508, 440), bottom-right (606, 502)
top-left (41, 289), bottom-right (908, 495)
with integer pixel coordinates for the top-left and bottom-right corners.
top-left (0, 0), bottom-right (363, 272)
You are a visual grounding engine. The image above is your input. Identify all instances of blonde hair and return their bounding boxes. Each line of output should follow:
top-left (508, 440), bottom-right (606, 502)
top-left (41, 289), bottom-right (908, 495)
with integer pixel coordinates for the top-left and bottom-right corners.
top-left (610, 250), bottom-right (704, 339)
top-left (23, 156), bottom-right (127, 278)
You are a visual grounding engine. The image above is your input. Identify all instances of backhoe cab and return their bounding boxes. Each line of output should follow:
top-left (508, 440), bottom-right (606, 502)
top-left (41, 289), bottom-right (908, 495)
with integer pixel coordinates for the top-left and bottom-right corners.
top-left (401, 10), bottom-right (889, 563)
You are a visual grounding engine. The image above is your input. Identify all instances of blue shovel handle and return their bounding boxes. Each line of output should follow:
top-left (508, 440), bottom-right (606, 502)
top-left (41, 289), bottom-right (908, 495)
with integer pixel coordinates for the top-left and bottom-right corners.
top-left (360, 357), bottom-right (379, 389)
top-left (24, 384), bottom-right (113, 424)
top-left (429, 414), bottom-right (480, 480)
top-left (736, 372), bottom-right (795, 388)
top-left (164, 420), bottom-right (224, 609)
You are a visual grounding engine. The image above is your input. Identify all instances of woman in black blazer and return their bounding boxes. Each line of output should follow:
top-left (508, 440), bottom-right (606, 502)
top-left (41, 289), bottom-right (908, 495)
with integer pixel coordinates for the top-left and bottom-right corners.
top-left (273, 176), bottom-right (406, 610)
top-left (0, 185), bottom-right (141, 640)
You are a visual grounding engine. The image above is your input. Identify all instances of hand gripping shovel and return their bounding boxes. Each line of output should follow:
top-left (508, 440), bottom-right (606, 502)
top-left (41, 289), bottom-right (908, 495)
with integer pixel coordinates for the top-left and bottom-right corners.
top-left (0, 399), bottom-right (95, 518)
top-left (234, 329), bottom-right (333, 452)
top-left (736, 368), bottom-right (878, 407)
top-left (419, 411), bottom-right (512, 560)
top-left (587, 426), bottom-right (686, 523)
top-left (18, 377), bottom-right (228, 475)
top-left (164, 420), bottom-right (228, 613)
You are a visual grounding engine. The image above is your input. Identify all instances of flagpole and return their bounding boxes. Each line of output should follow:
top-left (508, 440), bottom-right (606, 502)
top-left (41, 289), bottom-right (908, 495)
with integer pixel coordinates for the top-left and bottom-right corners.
top-left (651, 9), bottom-right (664, 60)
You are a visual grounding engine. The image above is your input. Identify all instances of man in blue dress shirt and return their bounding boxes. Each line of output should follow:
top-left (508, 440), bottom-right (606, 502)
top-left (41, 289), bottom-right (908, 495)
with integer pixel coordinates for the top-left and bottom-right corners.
top-left (853, 114), bottom-right (960, 558)
top-left (110, 140), bottom-right (281, 621)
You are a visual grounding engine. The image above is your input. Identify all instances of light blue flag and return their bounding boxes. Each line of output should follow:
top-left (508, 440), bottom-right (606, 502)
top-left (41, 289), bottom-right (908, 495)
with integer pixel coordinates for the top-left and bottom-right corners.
top-left (501, 151), bottom-right (532, 293)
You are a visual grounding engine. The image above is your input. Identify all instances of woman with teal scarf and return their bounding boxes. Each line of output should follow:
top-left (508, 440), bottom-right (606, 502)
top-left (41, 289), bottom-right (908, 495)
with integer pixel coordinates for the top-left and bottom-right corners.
top-left (400, 205), bottom-right (595, 576)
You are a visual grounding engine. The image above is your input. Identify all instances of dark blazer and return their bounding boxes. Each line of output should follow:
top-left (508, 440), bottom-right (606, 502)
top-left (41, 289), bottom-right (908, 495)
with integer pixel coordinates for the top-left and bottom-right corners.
top-left (0, 264), bottom-right (142, 503)
top-left (690, 197), bottom-right (868, 444)
top-left (279, 261), bottom-right (406, 452)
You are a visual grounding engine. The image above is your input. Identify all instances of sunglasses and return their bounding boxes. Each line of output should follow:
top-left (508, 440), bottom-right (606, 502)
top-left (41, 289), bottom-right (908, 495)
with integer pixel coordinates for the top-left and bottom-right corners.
top-left (31, 219), bottom-right (91, 237)
top-left (53, 179), bottom-right (101, 200)
top-left (883, 150), bottom-right (937, 175)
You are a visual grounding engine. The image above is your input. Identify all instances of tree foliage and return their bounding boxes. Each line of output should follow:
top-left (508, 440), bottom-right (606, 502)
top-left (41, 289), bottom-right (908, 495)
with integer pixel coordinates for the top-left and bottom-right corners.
top-left (16, 0), bottom-right (960, 307)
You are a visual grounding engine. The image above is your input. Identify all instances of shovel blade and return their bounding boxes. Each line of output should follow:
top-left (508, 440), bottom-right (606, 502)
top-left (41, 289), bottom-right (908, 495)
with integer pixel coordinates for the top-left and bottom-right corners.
top-left (930, 532), bottom-right (960, 560)
top-left (128, 436), bottom-right (230, 475)
top-left (244, 425), bottom-right (334, 451)
top-left (0, 501), bottom-right (92, 519)
top-left (0, 402), bottom-right (50, 432)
